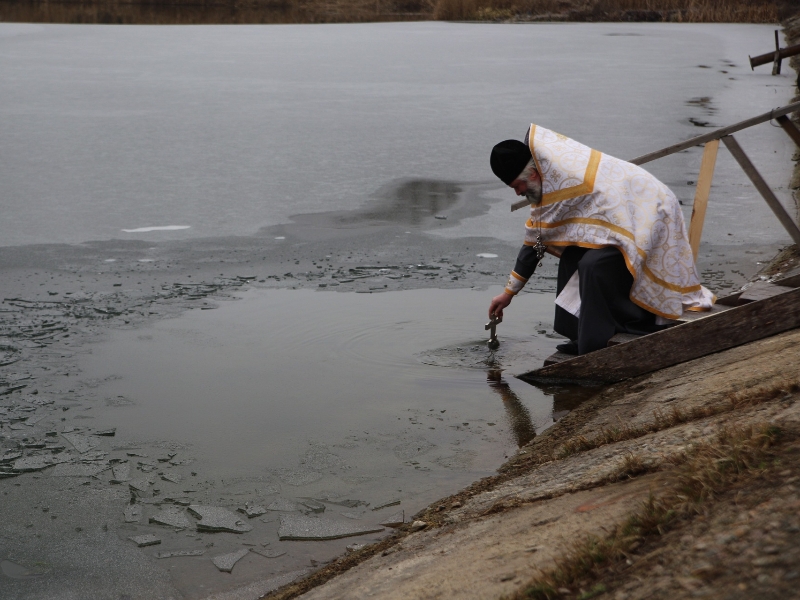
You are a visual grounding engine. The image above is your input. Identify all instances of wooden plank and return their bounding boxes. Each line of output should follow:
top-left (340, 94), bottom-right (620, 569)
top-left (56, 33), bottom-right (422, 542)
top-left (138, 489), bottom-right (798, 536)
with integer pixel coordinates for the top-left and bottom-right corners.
top-left (516, 286), bottom-right (800, 385)
top-left (607, 333), bottom-right (641, 346)
top-left (721, 135), bottom-right (800, 247)
top-left (776, 115), bottom-right (800, 147)
top-left (543, 351), bottom-right (574, 366)
top-left (688, 140), bottom-right (719, 259)
top-left (739, 281), bottom-right (793, 303)
top-left (628, 101), bottom-right (800, 165)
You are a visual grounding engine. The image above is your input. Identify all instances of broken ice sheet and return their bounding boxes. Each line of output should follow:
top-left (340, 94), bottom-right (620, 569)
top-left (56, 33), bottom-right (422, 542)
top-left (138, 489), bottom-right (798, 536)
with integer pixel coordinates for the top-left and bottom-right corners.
top-left (379, 511), bottom-right (405, 528)
top-left (267, 498), bottom-right (300, 512)
top-left (61, 433), bottom-right (100, 454)
top-left (111, 463), bottom-right (131, 483)
top-left (278, 514), bottom-right (384, 541)
top-left (160, 472), bottom-right (181, 484)
top-left (251, 547), bottom-right (286, 559)
top-left (299, 499), bottom-right (325, 514)
top-left (155, 549), bottom-right (204, 559)
top-left (340, 511), bottom-right (364, 520)
top-left (211, 548), bottom-right (249, 573)
top-left (316, 496), bottom-right (367, 509)
top-left (237, 503), bottom-right (267, 518)
top-left (149, 506), bottom-right (192, 529)
top-left (371, 499), bottom-right (401, 511)
top-left (128, 476), bottom-right (155, 492)
top-left (51, 463), bottom-right (107, 477)
top-left (0, 451), bottom-right (23, 463)
top-left (129, 534), bottom-right (161, 547)
top-left (188, 505), bottom-right (253, 533)
top-left (12, 456), bottom-right (53, 472)
top-left (124, 505), bottom-right (141, 523)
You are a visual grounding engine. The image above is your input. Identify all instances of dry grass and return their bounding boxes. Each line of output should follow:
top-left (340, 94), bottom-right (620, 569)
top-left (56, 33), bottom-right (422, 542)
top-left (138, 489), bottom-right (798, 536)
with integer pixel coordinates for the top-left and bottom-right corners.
top-left (434, 0), bottom-right (782, 22)
top-left (555, 379), bottom-right (799, 459)
top-left (0, 0), bottom-right (786, 24)
top-left (507, 423), bottom-right (782, 600)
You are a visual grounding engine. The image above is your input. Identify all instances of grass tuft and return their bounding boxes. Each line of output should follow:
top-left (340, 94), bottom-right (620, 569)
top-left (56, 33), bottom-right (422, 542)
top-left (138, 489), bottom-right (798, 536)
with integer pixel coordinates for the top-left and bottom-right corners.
top-left (554, 378), bottom-right (798, 460)
top-left (505, 423), bottom-right (781, 600)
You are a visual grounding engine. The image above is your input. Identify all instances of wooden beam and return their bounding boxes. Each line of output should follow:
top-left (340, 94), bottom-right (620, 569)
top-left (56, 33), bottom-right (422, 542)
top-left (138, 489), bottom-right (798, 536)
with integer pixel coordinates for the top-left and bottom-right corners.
top-left (773, 30), bottom-right (783, 76)
top-left (688, 140), bottom-right (719, 259)
top-left (516, 286), bottom-right (800, 385)
top-left (628, 101), bottom-right (800, 165)
top-left (750, 41), bottom-right (800, 69)
top-left (776, 115), bottom-right (800, 147)
top-left (721, 135), bottom-right (800, 247)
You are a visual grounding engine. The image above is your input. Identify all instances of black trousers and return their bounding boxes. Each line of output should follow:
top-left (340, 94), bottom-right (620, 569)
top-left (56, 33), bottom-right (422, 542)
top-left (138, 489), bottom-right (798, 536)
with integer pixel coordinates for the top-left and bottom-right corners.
top-left (553, 246), bottom-right (668, 355)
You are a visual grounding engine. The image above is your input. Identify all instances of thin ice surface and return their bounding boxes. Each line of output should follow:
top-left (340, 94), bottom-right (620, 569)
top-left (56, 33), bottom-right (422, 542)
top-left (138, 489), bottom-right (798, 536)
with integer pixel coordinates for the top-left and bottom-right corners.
top-left (0, 24), bottom-right (792, 248)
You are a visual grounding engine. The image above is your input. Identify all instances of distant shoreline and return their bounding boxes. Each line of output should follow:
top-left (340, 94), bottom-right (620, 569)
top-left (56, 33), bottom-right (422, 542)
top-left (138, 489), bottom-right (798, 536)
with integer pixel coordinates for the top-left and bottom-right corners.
top-left (0, 0), bottom-right (788, 26)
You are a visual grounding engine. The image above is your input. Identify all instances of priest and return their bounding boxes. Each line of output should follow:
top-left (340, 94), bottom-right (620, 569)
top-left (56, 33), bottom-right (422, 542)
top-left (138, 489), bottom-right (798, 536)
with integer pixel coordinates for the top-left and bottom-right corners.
top-left (488, 125), bottom-right (714, 355)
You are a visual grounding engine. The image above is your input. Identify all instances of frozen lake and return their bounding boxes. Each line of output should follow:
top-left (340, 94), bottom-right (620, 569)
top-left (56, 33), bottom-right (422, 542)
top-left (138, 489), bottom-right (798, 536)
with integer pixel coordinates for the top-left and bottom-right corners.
top-left (1, 20), bottom-right (798, 600)
top-left (0, 21), bottom-right (796, 249)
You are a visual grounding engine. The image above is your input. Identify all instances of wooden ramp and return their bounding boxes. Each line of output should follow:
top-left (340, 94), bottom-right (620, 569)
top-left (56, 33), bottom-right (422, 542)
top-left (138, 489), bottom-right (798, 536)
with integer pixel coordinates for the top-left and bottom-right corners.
top-left (517, 275), bottom-right (800, 385)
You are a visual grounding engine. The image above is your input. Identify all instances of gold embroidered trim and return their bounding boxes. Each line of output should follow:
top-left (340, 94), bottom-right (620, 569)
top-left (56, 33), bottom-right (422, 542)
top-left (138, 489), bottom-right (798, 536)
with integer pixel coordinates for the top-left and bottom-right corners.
top-left (527, 124), bottom-right (602, 206)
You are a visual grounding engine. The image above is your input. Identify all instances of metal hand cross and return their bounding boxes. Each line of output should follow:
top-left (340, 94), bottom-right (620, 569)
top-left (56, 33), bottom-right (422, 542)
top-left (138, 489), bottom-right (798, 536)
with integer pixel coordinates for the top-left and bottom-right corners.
top-left (485, 314), bottom-right (502, 350)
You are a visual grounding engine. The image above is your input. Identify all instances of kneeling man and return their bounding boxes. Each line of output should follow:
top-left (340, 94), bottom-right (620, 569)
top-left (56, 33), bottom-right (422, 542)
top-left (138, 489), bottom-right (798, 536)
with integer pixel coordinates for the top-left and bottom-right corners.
top-left (488, 125), bottom-right (714, 355)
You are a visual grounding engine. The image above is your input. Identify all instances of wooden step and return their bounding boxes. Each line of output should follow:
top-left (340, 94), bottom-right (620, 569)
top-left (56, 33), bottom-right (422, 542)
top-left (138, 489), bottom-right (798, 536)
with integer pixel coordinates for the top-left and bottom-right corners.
top-left (543, 351), bottom-right (577, 366)
top-left (607, 333), bottom-right (642, 346)
top-left (517, 285), bottom-right (800, 385)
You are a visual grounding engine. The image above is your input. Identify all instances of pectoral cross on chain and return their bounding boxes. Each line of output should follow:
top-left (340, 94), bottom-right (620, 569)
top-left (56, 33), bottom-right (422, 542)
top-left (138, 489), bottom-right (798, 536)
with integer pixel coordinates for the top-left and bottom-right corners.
top-left (533, 234), bottom-right (546, 264)
top-left (485, 314), bottom-right (502, 350)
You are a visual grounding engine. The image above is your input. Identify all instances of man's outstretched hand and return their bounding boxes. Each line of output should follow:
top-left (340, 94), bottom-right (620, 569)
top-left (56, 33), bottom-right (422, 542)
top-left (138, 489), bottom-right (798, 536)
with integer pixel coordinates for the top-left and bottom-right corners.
top-left (488, 292), bottom-right (512, 319)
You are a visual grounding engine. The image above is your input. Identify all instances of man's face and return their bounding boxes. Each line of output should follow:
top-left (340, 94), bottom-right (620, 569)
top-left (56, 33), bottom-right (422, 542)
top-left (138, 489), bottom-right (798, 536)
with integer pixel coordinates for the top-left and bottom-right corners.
top-left (510, 169), bottom-right (540, 196)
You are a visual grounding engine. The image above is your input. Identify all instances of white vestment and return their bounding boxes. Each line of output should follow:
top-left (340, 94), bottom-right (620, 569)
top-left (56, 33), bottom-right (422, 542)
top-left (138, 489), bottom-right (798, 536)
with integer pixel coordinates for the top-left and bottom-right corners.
top-left (506, 124), bottom-right (714, 319)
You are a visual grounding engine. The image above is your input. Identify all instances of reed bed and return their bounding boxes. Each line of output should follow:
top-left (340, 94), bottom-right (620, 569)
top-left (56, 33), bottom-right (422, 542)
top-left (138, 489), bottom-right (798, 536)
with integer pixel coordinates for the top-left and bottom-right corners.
top-left (434, 0), bottom-right (781, 23)
top-left (0, 0), bottom-right (785, 24)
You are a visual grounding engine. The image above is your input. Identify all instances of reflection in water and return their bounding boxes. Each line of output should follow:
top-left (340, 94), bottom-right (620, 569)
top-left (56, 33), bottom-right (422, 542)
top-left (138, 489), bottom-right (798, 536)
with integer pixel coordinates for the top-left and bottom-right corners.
top-left (487, 369), bottom-right (536, 448)
top-left (338, 179), bottom-right (462, 227)
top-left (539, 382), bottom-right (601, 422)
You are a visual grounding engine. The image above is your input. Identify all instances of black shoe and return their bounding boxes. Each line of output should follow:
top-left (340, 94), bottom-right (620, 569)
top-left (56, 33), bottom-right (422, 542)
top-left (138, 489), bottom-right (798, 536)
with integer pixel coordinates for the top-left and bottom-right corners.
top-left (556, 340), bottom-right (579, 355)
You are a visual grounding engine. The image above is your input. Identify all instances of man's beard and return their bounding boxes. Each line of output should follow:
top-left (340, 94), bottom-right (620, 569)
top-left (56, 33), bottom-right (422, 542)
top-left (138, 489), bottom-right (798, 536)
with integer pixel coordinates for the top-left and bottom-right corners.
top-left (525, 174), bottom-right (542, 206)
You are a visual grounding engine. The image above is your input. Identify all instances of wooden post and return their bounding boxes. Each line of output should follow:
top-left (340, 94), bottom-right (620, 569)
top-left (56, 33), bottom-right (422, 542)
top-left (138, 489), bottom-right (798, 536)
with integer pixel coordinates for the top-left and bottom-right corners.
top-left (721, 135), bottom-right (800, 246)
top-left (773, 30), bottom-right (783, 76)
top-left (776, 115), bottom-right (800, 147)
top-left (688, 140), bottom-right (719, 259)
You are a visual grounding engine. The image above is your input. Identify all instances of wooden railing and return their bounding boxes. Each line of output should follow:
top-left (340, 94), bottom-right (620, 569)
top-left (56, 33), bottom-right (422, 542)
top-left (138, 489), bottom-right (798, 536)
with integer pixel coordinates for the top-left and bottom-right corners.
top-left (627, 101), bottom-right (800, 253)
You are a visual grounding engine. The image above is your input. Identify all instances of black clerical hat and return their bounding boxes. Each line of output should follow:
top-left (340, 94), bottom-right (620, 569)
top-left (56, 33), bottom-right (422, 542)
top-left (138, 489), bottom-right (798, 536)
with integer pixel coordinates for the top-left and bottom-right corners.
top-left (490, 140), bottom-right (532, 185)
